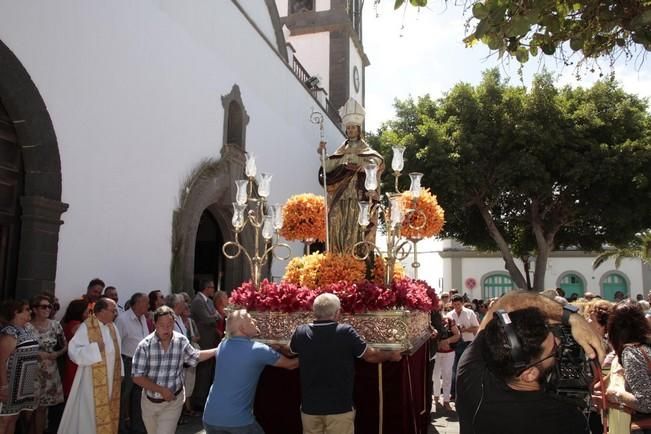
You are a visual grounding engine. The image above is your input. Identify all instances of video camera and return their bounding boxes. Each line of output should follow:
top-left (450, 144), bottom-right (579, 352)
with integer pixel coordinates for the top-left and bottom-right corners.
top-left (544, 324), bottom-right (597, 409)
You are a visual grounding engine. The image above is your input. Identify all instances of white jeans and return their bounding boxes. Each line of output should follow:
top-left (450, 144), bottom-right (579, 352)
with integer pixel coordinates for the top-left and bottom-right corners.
top-left (432, 351), bottom-right (455, 401)
top-left (140, 389), bottom-right (185, 434)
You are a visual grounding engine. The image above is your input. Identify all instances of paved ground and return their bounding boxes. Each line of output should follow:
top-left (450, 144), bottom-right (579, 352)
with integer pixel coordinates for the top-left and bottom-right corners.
top-left (175, 403), bottom-right (460, 434)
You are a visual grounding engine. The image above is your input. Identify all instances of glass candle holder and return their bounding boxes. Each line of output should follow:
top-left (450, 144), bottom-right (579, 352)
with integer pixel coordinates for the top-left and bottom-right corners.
top-left (364, 163), bottom-right (378, 191)
top-left (258, 173), bottom-right (272, 198)
top-left (391, 146), bottom-right (405, 173)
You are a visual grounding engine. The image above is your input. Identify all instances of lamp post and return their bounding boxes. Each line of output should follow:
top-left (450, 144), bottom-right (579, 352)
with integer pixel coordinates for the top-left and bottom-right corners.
top-left (222, 153), bottom-right (291, 288)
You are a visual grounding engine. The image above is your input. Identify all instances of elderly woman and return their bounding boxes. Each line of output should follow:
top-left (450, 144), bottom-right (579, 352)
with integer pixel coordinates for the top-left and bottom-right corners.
top-left (584, 299), bottom-right (614, 352)
top-left (0, 299), bottom-right (41, 434)
top-left (605, 302), bottom-right (651, 427)
top-left (26, 295), bottom-right (67, 434)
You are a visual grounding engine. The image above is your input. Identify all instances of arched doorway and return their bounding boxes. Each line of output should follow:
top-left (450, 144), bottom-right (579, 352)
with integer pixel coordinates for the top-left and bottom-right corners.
top-left (558, 272), bottom-right (585, 298)
top-left (0, 100), bottom-right (23, 299)
top-left (0, 39), bottom-right (67, 299)
top-left (193, 210), bottom-right (225, 292)
top-left (482, 273), bottom-right (515, 299)
top-left (601, 272), bottom-right (628, 301)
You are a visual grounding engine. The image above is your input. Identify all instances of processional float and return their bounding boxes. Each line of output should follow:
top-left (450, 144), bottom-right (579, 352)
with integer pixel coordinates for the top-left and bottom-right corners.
top-left (223, 97), bottom-right (445, 352)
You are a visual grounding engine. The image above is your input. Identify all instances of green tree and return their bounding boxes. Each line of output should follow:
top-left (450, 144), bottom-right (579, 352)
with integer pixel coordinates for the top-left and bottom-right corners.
top-left (389, 0), bottom-right (651, 67)
top-left (592, 230), bottom-right (651, 269)
top-left (370, 69), bottom-right (651, 290)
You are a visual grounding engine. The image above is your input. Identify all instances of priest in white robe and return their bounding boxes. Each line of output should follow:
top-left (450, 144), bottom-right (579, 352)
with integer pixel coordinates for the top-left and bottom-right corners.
top-left (58, 298), bottom-right (123, 434)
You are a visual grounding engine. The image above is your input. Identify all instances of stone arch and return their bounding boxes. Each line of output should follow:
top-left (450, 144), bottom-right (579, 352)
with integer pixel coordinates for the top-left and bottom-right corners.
top-left (170, 145), bottom-right (263, 293)
top-left (0, 39), bottom-right (67, 298)
top-left (556, 271), bottom-right (587, 297)
top-left (221, 84), bottom-right (249, 150)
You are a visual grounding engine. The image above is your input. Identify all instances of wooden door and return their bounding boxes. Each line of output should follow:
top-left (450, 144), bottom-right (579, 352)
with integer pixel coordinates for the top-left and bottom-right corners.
top-left (0, 101), bottom-right (23, 299)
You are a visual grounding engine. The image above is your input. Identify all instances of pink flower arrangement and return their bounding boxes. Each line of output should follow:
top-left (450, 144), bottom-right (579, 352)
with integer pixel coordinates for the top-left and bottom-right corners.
top-left (229, 277), bottom-right (439, 314)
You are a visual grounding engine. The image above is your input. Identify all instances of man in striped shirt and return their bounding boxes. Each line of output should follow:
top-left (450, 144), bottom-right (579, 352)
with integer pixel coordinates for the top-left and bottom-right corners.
top-left (132, 305), bottom-right (216, 434)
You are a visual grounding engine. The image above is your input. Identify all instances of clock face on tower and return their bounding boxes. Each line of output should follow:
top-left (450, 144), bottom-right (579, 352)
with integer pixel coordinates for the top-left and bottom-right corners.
top-left (353, 66), bottom-right (360, 93)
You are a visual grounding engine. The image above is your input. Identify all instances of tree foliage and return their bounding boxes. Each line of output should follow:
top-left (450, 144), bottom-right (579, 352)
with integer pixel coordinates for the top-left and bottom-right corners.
top-left (592, 230), bottom-right (651, 269)
top-left (368, 69), bottom-right (651, 289)
top-left (389, 0), bottom-right (651, 67)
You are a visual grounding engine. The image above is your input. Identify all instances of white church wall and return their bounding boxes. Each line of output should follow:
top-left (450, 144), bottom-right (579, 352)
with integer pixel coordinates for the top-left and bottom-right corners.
top-left (235, 1), bottom-right (280, 53)
top-left (0, 0), bottom-right (343, 308)
top-left (316, 0), bottom-right (331, 11)
top-left (286, 32), bottom-right (331, 93)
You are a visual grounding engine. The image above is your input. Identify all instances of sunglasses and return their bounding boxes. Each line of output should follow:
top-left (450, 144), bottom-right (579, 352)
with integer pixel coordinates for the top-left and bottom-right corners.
top-left (36, 304), bottom-right (52, 310)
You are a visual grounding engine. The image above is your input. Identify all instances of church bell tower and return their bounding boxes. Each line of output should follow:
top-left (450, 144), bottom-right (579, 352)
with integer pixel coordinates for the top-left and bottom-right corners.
top-left (275, 0), bottom-right (369, 114)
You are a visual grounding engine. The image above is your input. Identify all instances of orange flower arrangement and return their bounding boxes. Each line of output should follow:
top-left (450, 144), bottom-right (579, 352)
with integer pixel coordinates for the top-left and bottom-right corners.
top-left (318, 253), bottom-right (366, 286)
top-left (279, 193), bottom-right (326, 242)
top-left (399, 188), bottom-right (445, 239)
top-left (283, 253), bottom-right (324, 289)
top-left (371, 255), bottom-right (406, 285)
top-left (283, 253), bottom-right (365, 288)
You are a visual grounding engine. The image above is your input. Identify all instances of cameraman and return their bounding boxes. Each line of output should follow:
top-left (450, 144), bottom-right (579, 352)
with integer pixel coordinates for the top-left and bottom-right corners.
top-left (456, 291), bottom-right (605, 434)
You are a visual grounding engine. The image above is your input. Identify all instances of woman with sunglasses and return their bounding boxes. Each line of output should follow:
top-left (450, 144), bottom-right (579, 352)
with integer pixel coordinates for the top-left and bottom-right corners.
top-left (26, 295), bottom-right (67, 434)
top-left (0, 299), bottom-right (41, 434)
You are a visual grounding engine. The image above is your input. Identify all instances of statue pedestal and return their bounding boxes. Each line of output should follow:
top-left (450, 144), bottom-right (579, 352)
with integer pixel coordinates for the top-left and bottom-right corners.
top-left (254, 340), bottom-right (431, 434)
top-left (248, 309), bottom-right (433, 433)
top-left (250, 309), bottom-right (431, 352)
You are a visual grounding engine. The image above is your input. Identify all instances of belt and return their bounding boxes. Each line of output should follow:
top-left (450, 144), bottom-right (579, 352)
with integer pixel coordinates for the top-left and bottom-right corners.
top-left (146, 388), bottom-right (182, 403)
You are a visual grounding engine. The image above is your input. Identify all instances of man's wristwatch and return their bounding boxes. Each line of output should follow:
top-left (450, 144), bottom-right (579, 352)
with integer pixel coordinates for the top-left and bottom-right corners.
top-left (561, 303), bottom-right (579, 326)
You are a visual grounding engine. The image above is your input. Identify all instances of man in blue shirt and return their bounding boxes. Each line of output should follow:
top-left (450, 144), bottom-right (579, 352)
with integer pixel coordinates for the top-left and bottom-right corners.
top-left (203, 309), bottom-right (298, 434)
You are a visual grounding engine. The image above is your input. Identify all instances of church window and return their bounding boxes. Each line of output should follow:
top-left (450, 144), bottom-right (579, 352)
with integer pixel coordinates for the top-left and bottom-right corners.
top-left (290, 0), bottom-right (314, 14)
top-left (227, 101), bottom-right (243, 146)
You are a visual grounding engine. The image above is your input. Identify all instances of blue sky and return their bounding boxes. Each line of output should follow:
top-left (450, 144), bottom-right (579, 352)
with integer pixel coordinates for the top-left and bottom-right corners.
top-left (362, 2), bottom-right (651, 130)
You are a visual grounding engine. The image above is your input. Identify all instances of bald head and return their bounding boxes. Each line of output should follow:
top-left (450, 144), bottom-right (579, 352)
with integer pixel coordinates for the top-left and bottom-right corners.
top-left (225, 309), bottom-right (259, 338)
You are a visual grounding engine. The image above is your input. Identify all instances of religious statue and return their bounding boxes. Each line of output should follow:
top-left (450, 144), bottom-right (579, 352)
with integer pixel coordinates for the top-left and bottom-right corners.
top-left (318, 98), bottom-right (384, 255)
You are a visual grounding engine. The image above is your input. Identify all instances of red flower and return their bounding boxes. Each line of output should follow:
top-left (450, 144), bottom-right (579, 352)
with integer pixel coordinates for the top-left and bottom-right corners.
top-left (229, 278), bottom-right (439, 313)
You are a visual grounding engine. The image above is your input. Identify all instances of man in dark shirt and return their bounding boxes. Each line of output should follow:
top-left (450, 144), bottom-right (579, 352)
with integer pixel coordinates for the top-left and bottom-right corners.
top-left (456, 291), bottom-right (605, 434)
top-left (290, 293), bottom-right (402, 434)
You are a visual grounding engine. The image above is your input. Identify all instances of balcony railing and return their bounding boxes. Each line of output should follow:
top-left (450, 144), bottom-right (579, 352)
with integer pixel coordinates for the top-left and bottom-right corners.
top-left (291, 57), bottom-right (341, 126)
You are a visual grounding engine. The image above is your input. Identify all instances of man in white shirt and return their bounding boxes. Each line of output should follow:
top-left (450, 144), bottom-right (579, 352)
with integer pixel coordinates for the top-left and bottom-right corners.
top-left (446, 294), bottom-right (479, 401)
top-left (115, 293), bottom-right (149, 434)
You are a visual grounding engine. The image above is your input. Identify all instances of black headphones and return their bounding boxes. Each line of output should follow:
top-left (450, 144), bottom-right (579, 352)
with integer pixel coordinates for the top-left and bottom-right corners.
top-left (493, 309), bottom-right (528, 371)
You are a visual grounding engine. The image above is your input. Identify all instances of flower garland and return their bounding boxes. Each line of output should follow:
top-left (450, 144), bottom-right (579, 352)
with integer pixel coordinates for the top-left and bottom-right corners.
top-left (279, 193), bottom-right (326, 242)
top-left (399, 188), bottom-right (445, 239)
top-left (229, 277), bottom-right (439, 313)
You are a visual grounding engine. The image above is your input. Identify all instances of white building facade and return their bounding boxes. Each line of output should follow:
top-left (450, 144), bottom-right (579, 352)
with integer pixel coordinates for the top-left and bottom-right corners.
top-left (0, 0), bottom-right (366, 308)
top-left (396, 238), bottom-right (651, 301)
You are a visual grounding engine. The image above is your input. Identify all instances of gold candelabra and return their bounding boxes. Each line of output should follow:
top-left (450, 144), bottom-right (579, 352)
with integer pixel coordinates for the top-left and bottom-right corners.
top-left (222, 154), bottom-right (291, 288)
top-left (352, 145), bottom-right (427, 283)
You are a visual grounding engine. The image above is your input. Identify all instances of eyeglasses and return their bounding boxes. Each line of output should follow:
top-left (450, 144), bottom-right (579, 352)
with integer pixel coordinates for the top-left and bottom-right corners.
top-left (36, 304), bottom-right (52, 310)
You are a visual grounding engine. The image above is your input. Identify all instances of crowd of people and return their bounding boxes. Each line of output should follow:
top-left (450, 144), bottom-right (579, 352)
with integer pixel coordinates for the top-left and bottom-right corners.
top-left (1, 274), bottom-right (649, 434)
top-left (0, 278), bottom-right (404, 434)
top-left (431, 288), bottom-right (651, 434)
top-left (0, 278), bottom-right (231, 434)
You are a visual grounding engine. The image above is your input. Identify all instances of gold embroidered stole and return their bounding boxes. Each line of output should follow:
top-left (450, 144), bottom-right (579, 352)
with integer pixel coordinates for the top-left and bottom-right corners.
top-left (85, 315), bottom-right (122, 434)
